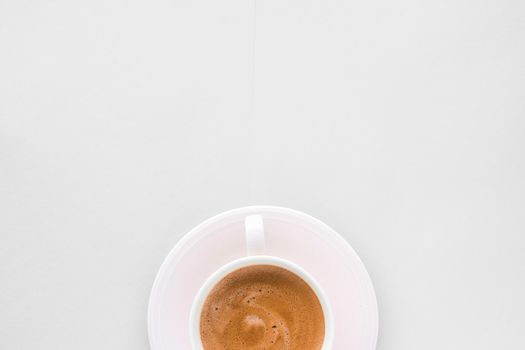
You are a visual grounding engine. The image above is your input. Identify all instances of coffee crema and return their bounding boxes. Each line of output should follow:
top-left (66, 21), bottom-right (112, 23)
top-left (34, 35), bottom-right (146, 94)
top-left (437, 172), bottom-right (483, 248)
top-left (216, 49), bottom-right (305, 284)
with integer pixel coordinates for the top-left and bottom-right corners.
top-left (199, 265), bottom-right (325, 350)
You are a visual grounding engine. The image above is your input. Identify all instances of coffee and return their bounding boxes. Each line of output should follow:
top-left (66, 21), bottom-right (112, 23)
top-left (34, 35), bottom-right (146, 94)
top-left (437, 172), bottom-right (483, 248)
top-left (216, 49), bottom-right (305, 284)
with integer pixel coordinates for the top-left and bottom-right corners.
top-left (199, 264), bottom-right (325, 350)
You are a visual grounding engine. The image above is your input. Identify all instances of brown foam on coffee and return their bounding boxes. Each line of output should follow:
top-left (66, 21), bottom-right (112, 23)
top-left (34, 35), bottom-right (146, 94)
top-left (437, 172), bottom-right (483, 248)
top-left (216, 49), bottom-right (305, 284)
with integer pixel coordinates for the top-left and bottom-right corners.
top-left (199, 265), bottom-right (325, 350)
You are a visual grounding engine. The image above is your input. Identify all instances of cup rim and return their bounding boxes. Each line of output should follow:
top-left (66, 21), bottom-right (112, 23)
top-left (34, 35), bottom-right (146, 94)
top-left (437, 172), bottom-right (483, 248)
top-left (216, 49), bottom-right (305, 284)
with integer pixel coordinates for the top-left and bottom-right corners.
top-left (189, 255), bottom-right (335, 350)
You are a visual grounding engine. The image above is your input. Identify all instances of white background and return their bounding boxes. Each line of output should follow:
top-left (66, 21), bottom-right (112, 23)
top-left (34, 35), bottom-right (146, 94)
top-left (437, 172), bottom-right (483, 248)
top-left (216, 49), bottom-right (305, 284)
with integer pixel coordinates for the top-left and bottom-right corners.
top-left (1, 0), bottom-right (524, 349)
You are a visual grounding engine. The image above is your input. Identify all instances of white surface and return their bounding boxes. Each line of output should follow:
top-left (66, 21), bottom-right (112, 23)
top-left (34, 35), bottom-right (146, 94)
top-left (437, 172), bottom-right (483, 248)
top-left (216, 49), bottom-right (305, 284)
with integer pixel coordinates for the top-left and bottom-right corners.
top-left (0, 0), bottom-right (524, 349)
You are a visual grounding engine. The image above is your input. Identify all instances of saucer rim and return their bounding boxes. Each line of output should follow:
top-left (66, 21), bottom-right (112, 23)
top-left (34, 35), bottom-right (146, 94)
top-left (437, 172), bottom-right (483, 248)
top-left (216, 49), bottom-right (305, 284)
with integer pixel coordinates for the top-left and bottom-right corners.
top-left (147, 205), bottom-right (379, 350)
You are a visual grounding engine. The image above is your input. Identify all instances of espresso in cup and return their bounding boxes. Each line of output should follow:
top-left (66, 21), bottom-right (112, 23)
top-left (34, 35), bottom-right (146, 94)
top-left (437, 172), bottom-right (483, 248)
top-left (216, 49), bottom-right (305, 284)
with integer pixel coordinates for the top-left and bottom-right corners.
top-left (199, 264), bottom-right (325, 349)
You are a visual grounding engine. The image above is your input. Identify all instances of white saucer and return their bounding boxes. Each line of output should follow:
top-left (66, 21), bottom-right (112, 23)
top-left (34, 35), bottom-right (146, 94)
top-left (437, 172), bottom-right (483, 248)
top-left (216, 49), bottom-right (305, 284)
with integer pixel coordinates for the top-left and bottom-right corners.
top-left (148, 206), bottom-right (378, 349)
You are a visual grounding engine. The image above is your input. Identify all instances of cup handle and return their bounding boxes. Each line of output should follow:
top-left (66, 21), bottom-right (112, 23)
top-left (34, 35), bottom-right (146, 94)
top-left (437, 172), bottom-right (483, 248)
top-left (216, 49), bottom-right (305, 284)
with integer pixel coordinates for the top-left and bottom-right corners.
top-left (245, 215), bottom-right (266, 256)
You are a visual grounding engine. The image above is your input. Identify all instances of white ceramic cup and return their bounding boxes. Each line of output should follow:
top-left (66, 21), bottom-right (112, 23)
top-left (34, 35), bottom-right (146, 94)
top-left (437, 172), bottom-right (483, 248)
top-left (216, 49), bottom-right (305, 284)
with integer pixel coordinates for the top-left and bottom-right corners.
top-left (189, 214), bottom-right (335, 349)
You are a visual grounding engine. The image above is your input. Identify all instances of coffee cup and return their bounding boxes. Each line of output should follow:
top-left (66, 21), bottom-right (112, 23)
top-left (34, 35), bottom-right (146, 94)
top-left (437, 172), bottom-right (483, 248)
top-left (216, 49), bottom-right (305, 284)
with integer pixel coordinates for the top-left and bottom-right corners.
top-left (189, 214), bottom-right (335, 349)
